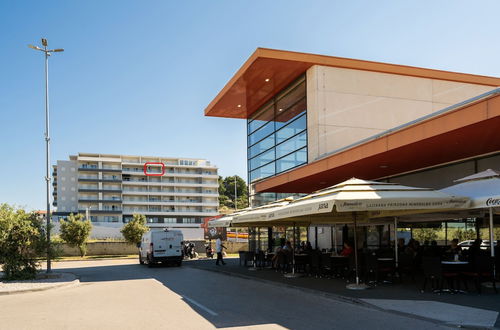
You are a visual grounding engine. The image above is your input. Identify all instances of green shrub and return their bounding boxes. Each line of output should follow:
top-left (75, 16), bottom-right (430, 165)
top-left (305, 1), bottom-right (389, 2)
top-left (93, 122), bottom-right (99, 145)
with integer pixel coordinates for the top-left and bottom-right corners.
top-left (120, 214), bottom-right (149, 245)
top-left (412, 227), bottom-right (439, 243)
top-left (0, 204), bottom-right (52, 280)
top-left (59, 213), bottom-right (92, 257)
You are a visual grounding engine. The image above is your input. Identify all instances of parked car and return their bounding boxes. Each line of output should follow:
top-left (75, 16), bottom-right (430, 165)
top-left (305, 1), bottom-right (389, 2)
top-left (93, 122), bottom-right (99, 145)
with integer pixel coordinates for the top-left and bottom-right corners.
top-left (458, 239), bottom-right (497, 250)
top-left (139, 229), bottom-right (183, 267)
top-left (480, 240), bottom-right (498, 249)
top-left (458, 240), bottom-right (475, 250)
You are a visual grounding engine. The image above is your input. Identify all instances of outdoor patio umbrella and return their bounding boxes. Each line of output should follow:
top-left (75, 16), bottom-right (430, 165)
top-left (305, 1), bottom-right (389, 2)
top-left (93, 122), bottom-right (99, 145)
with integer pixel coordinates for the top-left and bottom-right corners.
top-left (259, 178), bottom-right (470, 289)
top-left (440, 169), bottom-right (500, 276)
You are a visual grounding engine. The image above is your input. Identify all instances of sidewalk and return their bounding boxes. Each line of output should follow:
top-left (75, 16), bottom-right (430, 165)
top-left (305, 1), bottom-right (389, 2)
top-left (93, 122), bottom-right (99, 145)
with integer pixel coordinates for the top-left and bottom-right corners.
top-left (187, 257), bottom-right (500, 328)
top-left (0, 272), bottom-right (79, 295)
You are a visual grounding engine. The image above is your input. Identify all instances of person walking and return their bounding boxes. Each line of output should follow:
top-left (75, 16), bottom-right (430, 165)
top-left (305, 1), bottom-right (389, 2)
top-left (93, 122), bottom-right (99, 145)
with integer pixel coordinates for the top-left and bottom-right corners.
top-left (215, 235), bottom-right (227, 266)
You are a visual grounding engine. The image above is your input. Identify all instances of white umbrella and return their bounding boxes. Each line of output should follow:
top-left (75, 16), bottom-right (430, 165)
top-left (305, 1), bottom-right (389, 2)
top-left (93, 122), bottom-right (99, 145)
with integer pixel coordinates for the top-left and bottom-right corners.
top-left (238, 178), bottom-right (470, 288)
top-left (440, 169), bottom-right (500, 276)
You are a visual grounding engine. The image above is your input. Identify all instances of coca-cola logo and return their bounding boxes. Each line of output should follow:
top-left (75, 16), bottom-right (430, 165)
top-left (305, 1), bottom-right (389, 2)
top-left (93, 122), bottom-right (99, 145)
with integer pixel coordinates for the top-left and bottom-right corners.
top-left (486, 198), bottom-right (500, 206)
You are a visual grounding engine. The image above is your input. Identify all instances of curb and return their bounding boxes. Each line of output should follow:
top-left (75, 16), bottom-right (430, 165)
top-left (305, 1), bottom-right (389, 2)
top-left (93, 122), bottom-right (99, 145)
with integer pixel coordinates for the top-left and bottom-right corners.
top-left (186, 263), bottom-right (494, 329)
top-left (0, 274), bottom-right (80, 296)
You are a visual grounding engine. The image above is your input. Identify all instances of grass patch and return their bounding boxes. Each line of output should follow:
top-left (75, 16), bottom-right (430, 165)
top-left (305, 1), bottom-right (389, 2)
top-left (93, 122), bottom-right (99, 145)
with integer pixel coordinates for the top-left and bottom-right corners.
top-left (55, 255), bottom-right (137, 261)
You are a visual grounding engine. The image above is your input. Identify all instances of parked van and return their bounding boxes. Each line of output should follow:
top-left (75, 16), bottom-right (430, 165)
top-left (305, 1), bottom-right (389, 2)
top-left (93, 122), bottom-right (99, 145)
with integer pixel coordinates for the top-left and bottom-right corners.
top-left (139, 229), bottom-right (183, 267)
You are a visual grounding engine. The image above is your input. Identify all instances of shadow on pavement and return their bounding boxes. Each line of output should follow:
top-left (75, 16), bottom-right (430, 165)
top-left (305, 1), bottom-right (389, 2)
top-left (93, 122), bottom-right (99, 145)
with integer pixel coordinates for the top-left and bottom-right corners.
top-left (55, 257), bottom-right (500, 329)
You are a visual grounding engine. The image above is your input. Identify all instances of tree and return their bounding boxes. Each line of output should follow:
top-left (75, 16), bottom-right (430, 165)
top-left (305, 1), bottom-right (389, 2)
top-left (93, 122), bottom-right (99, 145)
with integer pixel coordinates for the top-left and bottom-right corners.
top-left (453, 228), bottom-right (476, 242)
top-left (218, 175), bottom-right (249, 209)
top-left (121, 214), bottom-right (149, 245)
top-left (59, 213), bottom-right (92, 257)
top-left (0, 204), bottom-right (52, 280)
top-left (412, 228), bottom-right (439, 243)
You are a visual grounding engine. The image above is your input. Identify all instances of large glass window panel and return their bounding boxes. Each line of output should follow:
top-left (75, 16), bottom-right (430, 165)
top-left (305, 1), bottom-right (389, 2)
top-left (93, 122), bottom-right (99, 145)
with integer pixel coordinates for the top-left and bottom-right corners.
top-left (249, 133), bottom-right (274, 158)
top-left (275, 97), bottom-right (306, 130)
top-left (276, 131), bottom-right (307, 158)
top-left (248, 121), bottom-right (274, 146)
top-left (276, 147), bottom-right (307, 173)
top-left (276, 114), bottom-right (306, 144)
top-left (248, 102), bottom-right (274, 134)
top-left (275, 77), bottom-right (306, 130)
top-left (249, 148), bottom-right (275, 171)
top-left (250, 162), bottom-right (275, 182)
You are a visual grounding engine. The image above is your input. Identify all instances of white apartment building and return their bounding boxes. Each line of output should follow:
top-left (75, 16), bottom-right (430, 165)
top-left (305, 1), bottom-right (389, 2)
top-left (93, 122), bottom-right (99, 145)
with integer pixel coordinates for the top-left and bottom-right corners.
top-left (53, 153), bottom-right (219, 238)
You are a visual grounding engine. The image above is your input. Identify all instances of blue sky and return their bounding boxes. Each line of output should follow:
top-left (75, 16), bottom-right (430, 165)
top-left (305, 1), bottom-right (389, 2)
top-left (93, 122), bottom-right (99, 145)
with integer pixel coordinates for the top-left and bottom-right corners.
top-left (1, 0), bottom-right (499, 210)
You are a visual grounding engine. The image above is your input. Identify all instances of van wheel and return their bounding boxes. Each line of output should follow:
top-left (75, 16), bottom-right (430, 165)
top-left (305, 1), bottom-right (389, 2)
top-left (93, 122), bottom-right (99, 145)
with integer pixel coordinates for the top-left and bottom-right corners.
top-left (139, 256), bottom-right (144, 265)
top-left (147, 254), bottom-right (154, 268)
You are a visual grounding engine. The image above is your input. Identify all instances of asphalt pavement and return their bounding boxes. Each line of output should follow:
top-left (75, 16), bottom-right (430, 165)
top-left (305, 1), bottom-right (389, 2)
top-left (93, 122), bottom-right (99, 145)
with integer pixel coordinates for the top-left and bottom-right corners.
top-left (0, 259), bottom-right (453, 330)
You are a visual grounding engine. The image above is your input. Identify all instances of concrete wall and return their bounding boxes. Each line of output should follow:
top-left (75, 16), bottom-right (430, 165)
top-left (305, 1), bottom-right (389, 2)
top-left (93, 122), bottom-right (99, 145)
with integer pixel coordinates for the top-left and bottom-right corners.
top-left (57, 240), bottom-right (248, 256)
top-left (58, 242), bottom-right (138, 256)
top-left (306, 65), bottom-right (495, 162)
top-left (51, 221), bottom-right (205, 240)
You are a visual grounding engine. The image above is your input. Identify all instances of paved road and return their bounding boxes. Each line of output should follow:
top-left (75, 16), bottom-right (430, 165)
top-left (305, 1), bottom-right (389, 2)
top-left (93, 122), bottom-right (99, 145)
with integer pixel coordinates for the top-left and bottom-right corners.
top-left (0, 259), bottom-right (449, 330)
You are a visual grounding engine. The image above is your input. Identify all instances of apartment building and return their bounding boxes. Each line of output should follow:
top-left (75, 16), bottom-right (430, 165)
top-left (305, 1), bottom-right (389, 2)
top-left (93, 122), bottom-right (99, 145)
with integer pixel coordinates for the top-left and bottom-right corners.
top-left (52, 153), bottom-right (219, 234)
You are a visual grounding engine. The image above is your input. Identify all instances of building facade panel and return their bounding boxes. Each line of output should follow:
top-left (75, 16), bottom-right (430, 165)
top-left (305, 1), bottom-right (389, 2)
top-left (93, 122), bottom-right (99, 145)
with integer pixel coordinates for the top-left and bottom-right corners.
top-left (306, 65), bottom-right (496, 162)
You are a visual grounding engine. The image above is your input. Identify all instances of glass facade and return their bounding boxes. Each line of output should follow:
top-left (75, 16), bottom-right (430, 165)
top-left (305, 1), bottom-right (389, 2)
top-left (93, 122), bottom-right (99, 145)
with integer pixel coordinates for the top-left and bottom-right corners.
top-left (247, 75), bottom-right (307, 206)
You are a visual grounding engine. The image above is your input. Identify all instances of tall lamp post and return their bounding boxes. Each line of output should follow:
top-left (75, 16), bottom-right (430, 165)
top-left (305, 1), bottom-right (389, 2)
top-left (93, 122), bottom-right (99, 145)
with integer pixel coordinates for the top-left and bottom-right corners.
top-left (234, 175), bottom-right (238, 210)
top-left (28, 38), bottom-right (64, 273)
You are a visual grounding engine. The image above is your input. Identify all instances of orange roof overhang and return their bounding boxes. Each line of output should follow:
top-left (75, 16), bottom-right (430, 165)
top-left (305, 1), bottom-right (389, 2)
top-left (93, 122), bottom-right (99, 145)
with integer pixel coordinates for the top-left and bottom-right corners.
top-left (254, 92), bottom-right (500, 194)
top-left (204, 48), bottom-right (500, 119)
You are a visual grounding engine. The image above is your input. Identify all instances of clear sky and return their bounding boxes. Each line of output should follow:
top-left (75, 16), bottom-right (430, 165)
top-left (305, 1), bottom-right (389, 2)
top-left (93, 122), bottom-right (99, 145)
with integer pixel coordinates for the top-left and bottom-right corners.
top-left (1, 0), bottom-right (499, 211)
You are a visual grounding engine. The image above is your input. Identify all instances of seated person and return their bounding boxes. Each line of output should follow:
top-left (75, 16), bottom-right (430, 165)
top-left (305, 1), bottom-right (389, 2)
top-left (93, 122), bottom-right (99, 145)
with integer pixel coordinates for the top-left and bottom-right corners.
top-left (305, 241), bottom-right (313, 253)
top-left (423, 240), bottom-right (441, 257)
top-left (340, 241), bottom-right (353, 257)
top-left (445, 238), bottom-right (462, 255)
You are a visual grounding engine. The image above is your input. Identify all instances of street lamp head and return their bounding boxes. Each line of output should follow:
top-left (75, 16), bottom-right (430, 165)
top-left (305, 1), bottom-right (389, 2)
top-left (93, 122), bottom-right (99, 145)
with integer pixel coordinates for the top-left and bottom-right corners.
top-left (28, 44), bottom-right (42, 51)
top-left (41, 38), bottom-right (48, 47)
top-left (52, 48), bottom-right (64, 52)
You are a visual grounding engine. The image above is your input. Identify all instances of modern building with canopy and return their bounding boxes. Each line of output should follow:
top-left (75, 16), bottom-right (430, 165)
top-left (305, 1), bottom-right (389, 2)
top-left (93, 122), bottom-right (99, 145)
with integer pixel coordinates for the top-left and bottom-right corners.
top-left (205, 48), bottom-right (500, 252)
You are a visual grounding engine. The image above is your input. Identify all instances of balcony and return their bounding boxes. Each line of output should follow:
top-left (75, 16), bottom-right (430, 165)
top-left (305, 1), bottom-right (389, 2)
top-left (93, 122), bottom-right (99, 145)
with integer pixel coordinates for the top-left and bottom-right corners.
top-left (78, 199), bottom-right (122, 203)
top-left (78, 188), bottom-right (122, 193)
top-left (78, 177), bottom-right (122, 183)
top-left (78, 167), bottom-right (121, 173)
top-left (78, 209), bottom-right (122, 214)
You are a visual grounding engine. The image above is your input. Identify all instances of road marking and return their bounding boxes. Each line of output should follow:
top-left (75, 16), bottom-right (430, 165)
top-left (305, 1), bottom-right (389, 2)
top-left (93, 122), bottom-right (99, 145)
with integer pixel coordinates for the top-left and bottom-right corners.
top-left (182, 295), bottom-right (218, 316)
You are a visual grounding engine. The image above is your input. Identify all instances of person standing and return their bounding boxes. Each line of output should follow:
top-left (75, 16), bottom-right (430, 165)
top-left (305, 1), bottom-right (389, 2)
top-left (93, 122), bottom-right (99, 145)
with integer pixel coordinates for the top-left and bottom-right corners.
top-left (216, 235), bottom-right (226, 266)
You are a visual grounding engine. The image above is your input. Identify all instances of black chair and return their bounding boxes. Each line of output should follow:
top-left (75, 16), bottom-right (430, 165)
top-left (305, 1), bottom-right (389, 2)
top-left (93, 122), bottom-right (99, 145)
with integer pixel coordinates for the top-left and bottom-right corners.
top-left (320, 253), bottom-right (332, 278)
top-left (422, 257), bottom-right (458, 293)
top-left (462, 255), bottom-right (497, 294)
top-left (309, 250), bottom-right (321, 277)
top-left (238, 251), bottom-right (246, 266)
top-left (398, 253), bottom-right (416, 282)
top-left (274, 251), bottom-right (287, 273)
top-left (255, 250), bottom-right (266, 268)
top-left (421, 257), bottom-right (443, 292)
top-left (363, 252), bottom-right (378, 284)
top-left (241, 251), bottom-right (255, 267)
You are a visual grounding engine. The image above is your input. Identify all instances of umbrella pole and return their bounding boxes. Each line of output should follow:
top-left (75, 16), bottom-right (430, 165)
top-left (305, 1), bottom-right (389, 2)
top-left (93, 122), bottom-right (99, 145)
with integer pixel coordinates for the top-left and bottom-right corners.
top-left (347, 213), bottom-right (368, 290)
top-left (354, 214), bottom-right (359, 285)
top-left (333, 224), bottom-right (338, 255)
top-left (394, 217), bottom-right (399, 276)
top-left (489, 207), bottom-right (496, 279)
top-left (284, 222), bottom-right (301, 278)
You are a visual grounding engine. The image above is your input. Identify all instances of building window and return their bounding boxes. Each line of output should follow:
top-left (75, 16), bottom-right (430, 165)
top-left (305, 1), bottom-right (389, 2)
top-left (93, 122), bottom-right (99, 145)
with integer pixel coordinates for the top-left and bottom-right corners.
top-left (182, 218), bottom-right (196, 223)
top-left (247, 75), bottom-right (307, 184)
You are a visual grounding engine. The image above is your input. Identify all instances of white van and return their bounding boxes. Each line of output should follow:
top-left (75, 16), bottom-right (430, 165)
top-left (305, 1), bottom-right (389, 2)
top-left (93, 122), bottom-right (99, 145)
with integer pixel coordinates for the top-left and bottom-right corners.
top-left (139, 229), bottom-right (183, 267)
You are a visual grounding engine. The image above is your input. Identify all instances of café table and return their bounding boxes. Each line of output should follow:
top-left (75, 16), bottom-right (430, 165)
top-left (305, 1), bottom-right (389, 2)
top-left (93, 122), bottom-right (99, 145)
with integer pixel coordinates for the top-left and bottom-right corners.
top-left (441, 260), bottom-right (469, 293)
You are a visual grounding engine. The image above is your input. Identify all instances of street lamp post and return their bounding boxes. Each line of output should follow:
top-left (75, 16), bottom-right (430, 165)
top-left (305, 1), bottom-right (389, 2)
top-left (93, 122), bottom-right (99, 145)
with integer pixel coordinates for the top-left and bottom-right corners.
top-left (234, 176), bottom-right (238, 211)
top-left (28, 38), bottom-right (64, 273)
